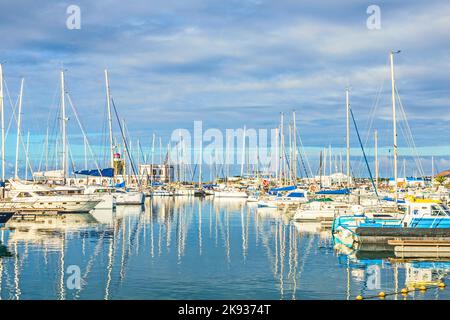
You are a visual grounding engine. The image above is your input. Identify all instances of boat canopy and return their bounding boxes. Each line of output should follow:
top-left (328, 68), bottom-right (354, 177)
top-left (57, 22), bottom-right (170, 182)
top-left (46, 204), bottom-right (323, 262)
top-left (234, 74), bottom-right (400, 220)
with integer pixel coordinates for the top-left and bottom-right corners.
top-left (268, 185), bottom-right (296, 195)
top-left (316, 188), bottom-right (350, 195)
top-left (74, 168), bottom-right (114, 178)
top-left (115, 181), bottom-right (125, 188)
top-left (286, 192), bottom-right (306, 198)
top-left (382, 196), bottom-right (406, 204)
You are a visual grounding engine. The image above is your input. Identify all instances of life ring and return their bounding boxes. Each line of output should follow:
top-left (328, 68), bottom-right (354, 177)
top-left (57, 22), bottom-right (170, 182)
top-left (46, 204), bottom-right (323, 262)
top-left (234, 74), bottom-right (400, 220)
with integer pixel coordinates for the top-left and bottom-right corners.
top-left (309, 185), bottom-right (318, 193)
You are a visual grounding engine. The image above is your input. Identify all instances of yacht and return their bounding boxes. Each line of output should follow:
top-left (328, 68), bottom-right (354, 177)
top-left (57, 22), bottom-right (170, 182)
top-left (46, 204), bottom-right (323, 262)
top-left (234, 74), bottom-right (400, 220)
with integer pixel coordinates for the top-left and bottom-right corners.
top-left (82, 185), bottom-right (117, 210)
top-left (4, 180), bottom-right (101, 213)
top-left (332, 199), bottom-right (450, 247)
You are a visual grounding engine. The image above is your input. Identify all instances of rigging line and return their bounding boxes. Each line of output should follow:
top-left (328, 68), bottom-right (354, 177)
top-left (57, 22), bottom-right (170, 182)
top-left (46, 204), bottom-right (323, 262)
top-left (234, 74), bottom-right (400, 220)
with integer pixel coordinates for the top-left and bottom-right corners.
top-left (295, 130), bottom-right (313, 178)
top-left (3, 79), bottom-right (20, 140)
top-left (110, 98), bottom-right (140, 186)
top-left (5, 84), bottom-right (35, 180)
top-left (354, 60), bottom-right (389, 176)
top-left (349, 107), bottom-right (379, 198)
top-left (395, 88), bottom-right (425, 178)
top-left (66, 93), bottom-right (102, 175)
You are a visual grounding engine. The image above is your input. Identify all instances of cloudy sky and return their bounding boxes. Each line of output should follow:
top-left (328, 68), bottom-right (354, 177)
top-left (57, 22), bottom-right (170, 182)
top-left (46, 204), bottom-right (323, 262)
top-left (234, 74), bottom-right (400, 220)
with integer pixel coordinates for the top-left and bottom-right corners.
top-left (0, 0), bottom-right (449, 175)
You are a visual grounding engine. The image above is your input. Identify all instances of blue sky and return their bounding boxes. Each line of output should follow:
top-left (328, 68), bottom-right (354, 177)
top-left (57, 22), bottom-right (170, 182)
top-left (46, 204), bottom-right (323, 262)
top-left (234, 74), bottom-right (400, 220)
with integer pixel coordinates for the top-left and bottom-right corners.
top-left (0, 0), bottom-right (449, 176)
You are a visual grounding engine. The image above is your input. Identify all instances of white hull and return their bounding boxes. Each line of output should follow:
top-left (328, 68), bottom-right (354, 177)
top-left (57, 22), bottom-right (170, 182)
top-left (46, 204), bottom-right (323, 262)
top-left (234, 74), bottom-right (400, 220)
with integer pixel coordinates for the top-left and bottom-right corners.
top-left (151, 190), bottom-right (173, 197)
top-left (214, 190), bottom-right (248, 198)
top-left (294, 209), bottom-right (336, 222)
top-left (93, 194), bottom-right (116, 210)
top-left (0, 197), bottom-right (100, 213)
top-left (173, 189), bottom-right (195, 196)
top-left (116, 191), bottom-right (145, 205)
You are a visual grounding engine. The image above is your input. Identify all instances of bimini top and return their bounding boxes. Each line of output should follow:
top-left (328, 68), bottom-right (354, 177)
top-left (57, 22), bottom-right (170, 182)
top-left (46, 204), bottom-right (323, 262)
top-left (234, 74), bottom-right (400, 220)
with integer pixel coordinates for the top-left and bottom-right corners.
top-left (316, 188), bottom-right (350, 195)
top-left (268, 185), bottom-right (296, 195)
top-left (74, 168), bottom-right (114, 178)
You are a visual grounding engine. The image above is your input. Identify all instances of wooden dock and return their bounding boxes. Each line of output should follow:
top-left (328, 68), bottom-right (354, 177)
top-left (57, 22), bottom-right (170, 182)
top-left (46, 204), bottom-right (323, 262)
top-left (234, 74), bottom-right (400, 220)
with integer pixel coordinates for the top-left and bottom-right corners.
top-left (389, 239), bottom-right (450, 258)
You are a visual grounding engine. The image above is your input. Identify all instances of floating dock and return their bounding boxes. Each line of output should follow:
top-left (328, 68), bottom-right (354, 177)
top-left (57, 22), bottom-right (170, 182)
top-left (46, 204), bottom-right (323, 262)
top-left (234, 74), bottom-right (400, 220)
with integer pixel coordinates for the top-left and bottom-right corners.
top-left (355, 227), bottom-right (450, 247)
top-left (389, 239), bottom-right (450, 258)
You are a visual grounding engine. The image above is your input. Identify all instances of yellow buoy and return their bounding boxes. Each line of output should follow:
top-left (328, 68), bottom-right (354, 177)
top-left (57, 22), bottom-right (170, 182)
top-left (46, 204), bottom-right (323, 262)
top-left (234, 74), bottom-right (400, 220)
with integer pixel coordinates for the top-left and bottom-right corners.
top-left (378, 291), bottom-right (386, 298)
top-left (401, 288), bottom-right (408, 294)
top-left (419, 285), bottom-right (427, 291)
top-left (438, 282), bottom-right (446, 288)
top-left (356, 295), bottom-right (363, 300)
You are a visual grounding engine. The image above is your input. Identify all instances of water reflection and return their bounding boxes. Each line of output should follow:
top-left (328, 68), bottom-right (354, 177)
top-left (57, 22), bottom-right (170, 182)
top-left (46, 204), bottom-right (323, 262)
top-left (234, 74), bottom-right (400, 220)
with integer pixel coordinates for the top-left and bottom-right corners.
top-left (0, 198), bottom-right (447, 299)
top-left (334, 243), bottom-right (450, 300)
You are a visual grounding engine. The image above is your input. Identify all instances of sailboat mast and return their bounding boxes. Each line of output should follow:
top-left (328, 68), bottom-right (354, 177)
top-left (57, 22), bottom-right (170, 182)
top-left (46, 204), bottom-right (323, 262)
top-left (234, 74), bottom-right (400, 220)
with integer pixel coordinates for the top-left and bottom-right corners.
top-left (45, 127), bottom-right (49, 172)
top-left (240, 125), bottom-right (246, 177)
top-left (151, 133), bottom-right (155, 185)
top-left (431, 156), bottom-right (434, 185)
top-left (292, 111), bottom-right (297, 184)
top-left (15, 78), bottom-right (24, 179)
top-left (25, 131), bottom-right (30, 180)
top-left (0, 64), bottom-right (5, 181)
top-left (105, 70), bottom-right (114, 168)
top-left (375, 130), bottom-right (379, 188)
top-left (60, 70), bottom-right (67, 182)
top-left (199, 136), bottom-right (202, 187)
top-left (279, 113), bottom-right (284, 184)
top-left (274, 127), bottom-right (279, 182)
top-left (346, 88), bottom-right (350, 187)
top-left (390, 50), bottom-right (400, 201)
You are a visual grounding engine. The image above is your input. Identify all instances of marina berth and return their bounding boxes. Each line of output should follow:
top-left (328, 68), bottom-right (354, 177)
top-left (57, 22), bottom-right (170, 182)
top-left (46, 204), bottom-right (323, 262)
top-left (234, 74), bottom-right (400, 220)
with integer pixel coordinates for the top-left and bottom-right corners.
top-left (332, 199), bottom-right (450, 248)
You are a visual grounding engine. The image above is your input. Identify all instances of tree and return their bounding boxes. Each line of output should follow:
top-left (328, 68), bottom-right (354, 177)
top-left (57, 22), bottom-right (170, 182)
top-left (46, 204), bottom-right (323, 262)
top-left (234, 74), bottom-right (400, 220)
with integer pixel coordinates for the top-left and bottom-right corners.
top-left (435, 175), bottom-right (446, 186)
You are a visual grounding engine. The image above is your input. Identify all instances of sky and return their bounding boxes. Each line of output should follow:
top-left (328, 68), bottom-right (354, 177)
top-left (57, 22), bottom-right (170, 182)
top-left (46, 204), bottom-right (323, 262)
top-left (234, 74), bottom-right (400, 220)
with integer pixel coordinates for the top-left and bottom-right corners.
top-left (0, 0), bottom-right (449, 177)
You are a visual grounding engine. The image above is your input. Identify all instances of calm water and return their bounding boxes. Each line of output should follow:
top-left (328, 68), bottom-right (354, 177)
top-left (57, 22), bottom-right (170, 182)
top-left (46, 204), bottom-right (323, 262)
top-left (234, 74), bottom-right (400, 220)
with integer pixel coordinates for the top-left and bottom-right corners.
top-left (0, 197), bottom-right (448, 300)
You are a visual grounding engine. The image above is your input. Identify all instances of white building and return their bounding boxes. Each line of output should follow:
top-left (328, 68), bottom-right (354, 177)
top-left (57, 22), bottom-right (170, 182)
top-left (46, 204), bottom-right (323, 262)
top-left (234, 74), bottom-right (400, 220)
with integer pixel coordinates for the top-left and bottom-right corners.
top-left (139, 164), bottom-right (175, 183)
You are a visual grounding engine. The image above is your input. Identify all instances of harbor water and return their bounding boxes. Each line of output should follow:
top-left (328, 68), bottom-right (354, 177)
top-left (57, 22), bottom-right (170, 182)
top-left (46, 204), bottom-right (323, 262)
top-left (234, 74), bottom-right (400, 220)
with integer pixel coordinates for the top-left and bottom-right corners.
top-left (0, 197), bottom-right (448, 300)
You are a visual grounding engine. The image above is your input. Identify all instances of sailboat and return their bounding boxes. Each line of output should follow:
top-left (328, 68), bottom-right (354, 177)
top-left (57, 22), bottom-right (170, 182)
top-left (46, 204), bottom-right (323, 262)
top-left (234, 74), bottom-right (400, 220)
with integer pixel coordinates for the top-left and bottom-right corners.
top-left (332, 51), bottom-right (450, 247)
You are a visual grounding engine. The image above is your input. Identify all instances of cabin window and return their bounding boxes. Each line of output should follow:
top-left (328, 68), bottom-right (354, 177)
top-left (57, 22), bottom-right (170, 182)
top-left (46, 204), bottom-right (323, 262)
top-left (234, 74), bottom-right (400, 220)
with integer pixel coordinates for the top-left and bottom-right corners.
top-left (431, 205), bottom-right (446, 216)
top-left (17, 192), bottom-right (32, 198)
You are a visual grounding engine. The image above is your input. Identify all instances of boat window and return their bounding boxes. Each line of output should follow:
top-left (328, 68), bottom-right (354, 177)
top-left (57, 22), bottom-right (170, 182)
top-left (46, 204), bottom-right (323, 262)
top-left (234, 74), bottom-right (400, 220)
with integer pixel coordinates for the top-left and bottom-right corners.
top-left (431, 205), bottom-right (446, 216)
top-left (441, 205), bottom-right (450, 216)
top-left (17, 192), bottom-right (32, 198)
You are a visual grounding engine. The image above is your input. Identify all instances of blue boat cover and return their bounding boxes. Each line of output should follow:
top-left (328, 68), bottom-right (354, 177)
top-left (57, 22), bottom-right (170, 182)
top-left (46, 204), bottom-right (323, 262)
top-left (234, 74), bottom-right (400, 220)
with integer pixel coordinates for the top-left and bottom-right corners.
top-left (316, 188), bottom-right (350, 195)
top-left (115, 181), bottom-right (125, 188)
top-left (286, 192), bottom-right (305, 198)
top-left (268, 185), bottom-right (296, 195)
top-left (382, 196), bottom-right (406, 204)
top-left (74, 168), bottom-right (114, 178)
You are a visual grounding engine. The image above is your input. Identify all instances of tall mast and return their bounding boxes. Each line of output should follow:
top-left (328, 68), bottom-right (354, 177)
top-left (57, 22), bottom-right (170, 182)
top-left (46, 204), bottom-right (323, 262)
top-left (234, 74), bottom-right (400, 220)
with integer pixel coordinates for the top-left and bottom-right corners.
top-left (279, 113), bottom-right (284, 184)
top-left (292, 111), bottom-right (297, 184)
top-left (45, 127), bottom-right (49, 171)
top-left (25, 131), bottom-right (30, 180)
top-left (240, 125), bottom-right (246, 177)
top-left (15, 78), bottom-right (24, 179)
top-left (0, 64), bottom-right (5, 181)
top-left (198, 136), bottom-right (202, 187)
top-left (151, 133), bottom-right (155, 185)
top-left (288, 123), bottom-right (292, 183)
top-left (345, 88), bottom-right (350, 187)
top-left (84, 137), bottom-right (88, 169)
top-left (390, 50), bottom-right (400, 201)
top-left (60, 70), bottom-right (67, 181)
top-left (274, 127), bottom-right (279, 182)
top-left (431, 156), bottom-right (434, 185)
top-left (375, 130), bottom-right (379, 188)
top-left (329, 144), bottom-right (332, 176)
top-left (105, 70), bottom-right (114, 168)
